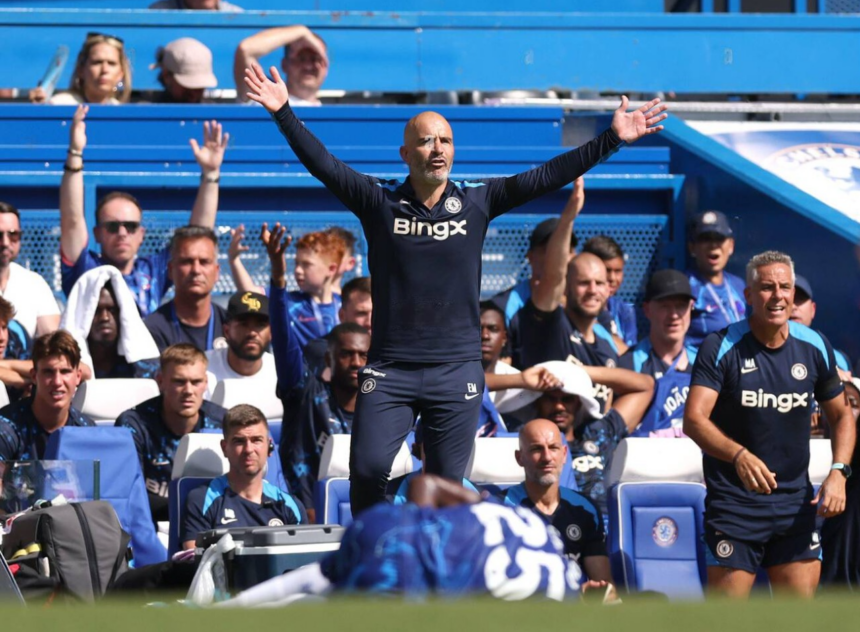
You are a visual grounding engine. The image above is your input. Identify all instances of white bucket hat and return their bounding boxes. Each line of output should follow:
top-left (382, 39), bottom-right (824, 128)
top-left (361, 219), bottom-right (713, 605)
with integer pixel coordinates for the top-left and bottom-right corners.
top-left (496, 360), bottom-right (602, 420)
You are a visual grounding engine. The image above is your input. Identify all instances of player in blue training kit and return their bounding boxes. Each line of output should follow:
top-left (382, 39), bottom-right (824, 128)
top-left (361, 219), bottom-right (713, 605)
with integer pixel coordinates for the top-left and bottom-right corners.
top-left (182, 405), bottom-right (306, 549)
top-left (218, 474), bottom-right (606, 607)
top-left (244, 64), bottom-right (668, 516)
top-left (684, 251), bottom-right (856, 599)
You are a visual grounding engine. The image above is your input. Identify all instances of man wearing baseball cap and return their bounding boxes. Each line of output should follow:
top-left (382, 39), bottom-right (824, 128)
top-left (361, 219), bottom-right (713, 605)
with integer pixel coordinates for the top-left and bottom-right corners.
top-left (490, 178), bottom-right (584, 368)
top-left (620, 269), bottom-right (698, 436)
top-left (153, 37), bottom-right (218, 104)
top-left (205, 291), bottom-right (276, 399)
top-left (685, 210), bottom-right (746, 348)
top-left (790, 274), bottom-right (851, 374)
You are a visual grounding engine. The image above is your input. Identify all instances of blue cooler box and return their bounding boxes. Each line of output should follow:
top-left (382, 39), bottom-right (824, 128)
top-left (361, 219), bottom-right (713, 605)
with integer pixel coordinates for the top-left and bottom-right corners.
top-left (196, 524), bottom-right (344, 591)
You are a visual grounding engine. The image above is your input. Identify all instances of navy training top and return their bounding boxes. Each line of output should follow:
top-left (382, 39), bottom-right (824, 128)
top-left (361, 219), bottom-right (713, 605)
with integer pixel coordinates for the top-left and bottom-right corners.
top-left (273, 104), bottom-right (623, 363)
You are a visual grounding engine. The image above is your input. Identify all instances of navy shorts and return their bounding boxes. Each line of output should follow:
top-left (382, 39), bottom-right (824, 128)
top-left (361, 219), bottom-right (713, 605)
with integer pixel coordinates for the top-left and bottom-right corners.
top-left (704, 505), bottom-right (821, 573)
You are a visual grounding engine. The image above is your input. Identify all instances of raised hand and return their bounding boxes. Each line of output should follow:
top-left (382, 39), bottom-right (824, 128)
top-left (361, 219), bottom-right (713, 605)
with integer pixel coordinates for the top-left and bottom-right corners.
top-left (563, 176), bottom-right (585, 219)
top-left (229, 224), bottom-right (249, 262)
top-left (261, 222), bottom-right (292, 284)
top-left (69, 104), bottom-right (89, 153)
top-left (520, 366), bottom-right (563, 392)
top-left (244, 65), bottom-right (289, 113)
top-left (190, 120), bottom-right (229, 175)
top-left (611, 96), bottom-right (668, 144)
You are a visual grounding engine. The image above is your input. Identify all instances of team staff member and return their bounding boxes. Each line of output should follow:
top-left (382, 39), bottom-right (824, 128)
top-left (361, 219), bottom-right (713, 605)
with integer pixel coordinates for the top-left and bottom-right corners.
top-left (684, 251), bottom-right (856, 599)
top-left (244, 64), bottom-right (668, 515)
top-left (620, 269), bottom-right (697, 436)
top-left (502, 419), bottom-right (612, 586)
top-left (182, 404), bottom-right (306, 549)
top-left (685, 210), bottom-right (746, 348)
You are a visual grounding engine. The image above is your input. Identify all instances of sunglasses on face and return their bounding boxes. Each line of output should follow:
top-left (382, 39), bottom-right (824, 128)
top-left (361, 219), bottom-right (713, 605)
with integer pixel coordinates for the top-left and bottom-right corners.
top-left (101, 221), bottom-right (140, 235)
top-left (86, 31), bottom-right (125, 46)
top-left (0, 230), bottom-right (22, 243)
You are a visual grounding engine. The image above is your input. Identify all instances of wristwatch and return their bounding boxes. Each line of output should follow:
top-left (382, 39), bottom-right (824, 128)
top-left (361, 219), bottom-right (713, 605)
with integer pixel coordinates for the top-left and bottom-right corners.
top-left (831, 463), bottom-right (853, 479)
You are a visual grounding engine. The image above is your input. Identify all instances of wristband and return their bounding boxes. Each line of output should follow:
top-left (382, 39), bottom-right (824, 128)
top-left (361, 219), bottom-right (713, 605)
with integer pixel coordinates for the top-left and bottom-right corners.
top-left (202, 173), bottom-right (220, 183)
top-left (732, 447), bottom-right (747, 466)
top-left (67, 149), bottom-right (83, 157)
top-left (63, 163), bottom-right (83, 173)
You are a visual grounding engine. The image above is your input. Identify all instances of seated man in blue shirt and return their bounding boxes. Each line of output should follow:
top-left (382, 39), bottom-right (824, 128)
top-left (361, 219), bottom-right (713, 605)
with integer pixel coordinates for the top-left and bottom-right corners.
top-left (501, 418), bottom-right (612, 588)
top-left (116, 343), bottom-right (226, 521)
top-left (0, 330), bottom-right (94, 461)
top-left (182, 404), bottom-right (306, 549)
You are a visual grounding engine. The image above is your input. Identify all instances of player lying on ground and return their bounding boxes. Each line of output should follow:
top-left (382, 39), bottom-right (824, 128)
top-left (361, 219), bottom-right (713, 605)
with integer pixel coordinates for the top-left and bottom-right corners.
top-left (217, 474), bottom-right (616, 606)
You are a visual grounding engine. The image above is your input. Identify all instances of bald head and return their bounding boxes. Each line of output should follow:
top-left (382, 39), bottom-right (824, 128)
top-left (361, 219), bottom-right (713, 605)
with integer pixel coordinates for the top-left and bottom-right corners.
top-left (565, 252), bottom-right (608, 320)
top-left (518, 418), bottom-right (563, 448)
top-left (400, 111), bottom-right (455, 187)
top-left (403, 111), bottom-right (452, 145)
top-left (568, 252), bottom-right (605, 279)
top-left (515, 418), bottom-right (568, 488)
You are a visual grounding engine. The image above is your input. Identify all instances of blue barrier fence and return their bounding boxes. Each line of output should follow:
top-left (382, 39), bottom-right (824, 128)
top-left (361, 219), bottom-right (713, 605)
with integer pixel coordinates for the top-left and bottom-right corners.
top-left (3, 10), bottom-right (860, 93)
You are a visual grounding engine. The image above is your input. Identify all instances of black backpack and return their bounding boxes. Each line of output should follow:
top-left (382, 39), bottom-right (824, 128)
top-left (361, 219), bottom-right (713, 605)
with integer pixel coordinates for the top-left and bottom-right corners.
top-left (2, 501), bottom-right (131, 603)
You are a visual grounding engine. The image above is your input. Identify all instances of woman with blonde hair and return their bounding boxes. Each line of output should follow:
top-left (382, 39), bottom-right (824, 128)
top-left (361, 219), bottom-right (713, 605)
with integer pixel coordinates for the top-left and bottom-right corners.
top-left (30, 32), bottom-right (132, 105)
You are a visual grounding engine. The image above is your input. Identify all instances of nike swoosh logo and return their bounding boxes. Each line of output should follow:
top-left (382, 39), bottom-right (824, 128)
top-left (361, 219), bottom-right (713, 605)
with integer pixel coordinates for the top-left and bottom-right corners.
top-left (220, 518), bottom-right (238, 525)
top-left (810, 543), bottom-right (821, 550)
top-left (740, 367), bottom-right (758, 374)
top-left (464, 393), bottom-right (480, 400)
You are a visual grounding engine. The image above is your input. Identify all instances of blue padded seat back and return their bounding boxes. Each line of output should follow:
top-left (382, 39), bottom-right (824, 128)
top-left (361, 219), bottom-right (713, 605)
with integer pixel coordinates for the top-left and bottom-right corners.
top-left (609, 481), bottom-right (706, 601)
top-left (167, 476), bottom-right (211, 556)
top-left (44, 426), bottom-right (167, 566)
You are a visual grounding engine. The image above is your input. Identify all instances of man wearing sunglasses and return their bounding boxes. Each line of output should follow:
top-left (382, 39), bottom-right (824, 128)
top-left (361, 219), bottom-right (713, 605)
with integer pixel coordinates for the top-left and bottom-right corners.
top-left (0, 202), bottom-right (60, 340)
top-left (59, 105), bottom-right (229, 316)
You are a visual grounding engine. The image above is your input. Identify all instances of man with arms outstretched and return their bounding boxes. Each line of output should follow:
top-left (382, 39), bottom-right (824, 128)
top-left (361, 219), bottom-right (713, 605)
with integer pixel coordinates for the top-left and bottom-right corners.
top-left (244, 65), bottom-right (668, 516)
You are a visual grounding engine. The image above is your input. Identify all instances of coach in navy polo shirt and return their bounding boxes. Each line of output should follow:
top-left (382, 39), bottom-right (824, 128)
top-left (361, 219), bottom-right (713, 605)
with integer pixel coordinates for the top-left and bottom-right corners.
top-left (501, 418), bottom-right (612, 587)
top-left (0, 331), bottom-right (94, 461)
top-left (182, 404), bottom-right (305, 549)
top-left (685, 250), bottom-right (856, 599)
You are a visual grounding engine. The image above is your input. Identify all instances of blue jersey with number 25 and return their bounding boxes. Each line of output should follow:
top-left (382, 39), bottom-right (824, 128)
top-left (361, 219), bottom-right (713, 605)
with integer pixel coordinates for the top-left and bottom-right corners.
top-left (320, 501), bottom-right (582, 600)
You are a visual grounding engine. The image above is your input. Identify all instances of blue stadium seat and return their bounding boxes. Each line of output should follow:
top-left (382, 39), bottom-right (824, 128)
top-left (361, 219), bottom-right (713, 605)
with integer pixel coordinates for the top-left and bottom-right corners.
top-left (315, 477), bottom-right (352, 527)
top-left (167, 476), bottom-right (211, 557)
top-left (608, 481), bottom-right (707, 601)
top-left (44, 426), bottom-right (168, 566)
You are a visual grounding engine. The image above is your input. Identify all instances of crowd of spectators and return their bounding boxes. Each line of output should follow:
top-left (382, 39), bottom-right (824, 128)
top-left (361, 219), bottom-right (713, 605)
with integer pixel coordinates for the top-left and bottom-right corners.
top-left (20, 2), bottom-right (329, 107)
